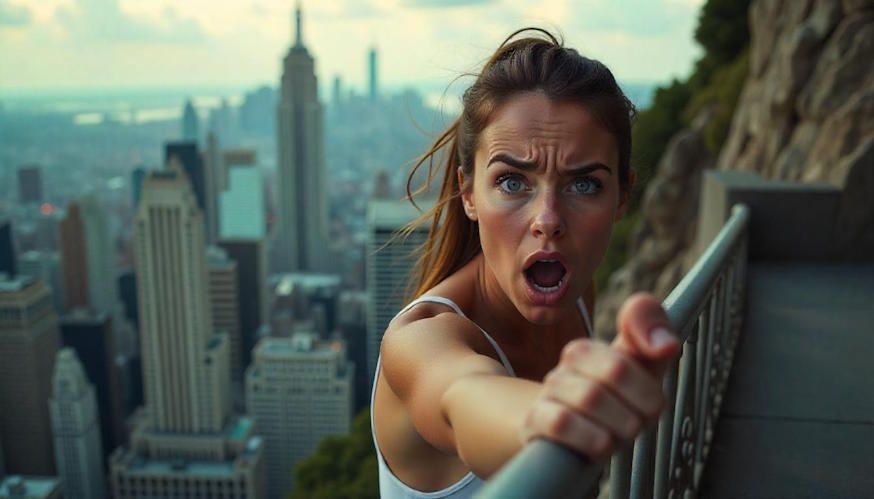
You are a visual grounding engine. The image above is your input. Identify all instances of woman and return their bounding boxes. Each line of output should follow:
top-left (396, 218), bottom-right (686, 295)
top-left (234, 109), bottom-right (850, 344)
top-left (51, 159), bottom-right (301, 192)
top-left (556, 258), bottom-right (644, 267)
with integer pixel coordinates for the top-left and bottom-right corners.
top-left (370, 28), bottom-right (680, 498)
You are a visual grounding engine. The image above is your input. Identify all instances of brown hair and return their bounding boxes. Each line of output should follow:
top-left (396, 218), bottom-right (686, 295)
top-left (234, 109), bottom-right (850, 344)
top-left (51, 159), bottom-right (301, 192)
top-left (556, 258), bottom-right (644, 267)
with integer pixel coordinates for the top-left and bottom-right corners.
top-left (401, 27), bottom-right (637, 300)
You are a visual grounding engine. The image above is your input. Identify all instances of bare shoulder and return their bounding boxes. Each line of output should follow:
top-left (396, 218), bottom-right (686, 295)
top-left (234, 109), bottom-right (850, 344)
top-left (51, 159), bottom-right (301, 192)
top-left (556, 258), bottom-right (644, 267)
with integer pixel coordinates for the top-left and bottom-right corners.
top-left (379, 300), bottom-right (508, 453)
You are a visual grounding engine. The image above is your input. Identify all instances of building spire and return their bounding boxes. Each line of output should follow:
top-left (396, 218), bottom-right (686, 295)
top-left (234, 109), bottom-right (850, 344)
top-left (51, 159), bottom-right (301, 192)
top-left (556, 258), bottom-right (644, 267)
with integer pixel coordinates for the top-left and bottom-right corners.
top-left (294, 1), bottom-right (303, 47)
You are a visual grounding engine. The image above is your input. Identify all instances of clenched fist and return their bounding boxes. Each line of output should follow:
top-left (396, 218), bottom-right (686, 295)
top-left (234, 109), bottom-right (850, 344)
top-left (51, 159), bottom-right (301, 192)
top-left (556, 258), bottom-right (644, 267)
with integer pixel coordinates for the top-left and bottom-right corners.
top-left (520, 292), bottom-right (681, 460)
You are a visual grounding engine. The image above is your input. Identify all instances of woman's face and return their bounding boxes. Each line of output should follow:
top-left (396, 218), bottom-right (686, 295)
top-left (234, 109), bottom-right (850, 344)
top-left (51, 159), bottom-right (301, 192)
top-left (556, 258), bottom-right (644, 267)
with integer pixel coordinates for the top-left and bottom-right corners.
top-left (460, 91), bottom-right (634, 325)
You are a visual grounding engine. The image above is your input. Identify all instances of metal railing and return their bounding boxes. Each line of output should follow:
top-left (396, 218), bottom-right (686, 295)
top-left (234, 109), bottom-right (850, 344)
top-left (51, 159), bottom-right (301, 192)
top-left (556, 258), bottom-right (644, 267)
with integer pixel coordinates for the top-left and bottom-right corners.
top-left (476, 204), bottom-right (750, 499)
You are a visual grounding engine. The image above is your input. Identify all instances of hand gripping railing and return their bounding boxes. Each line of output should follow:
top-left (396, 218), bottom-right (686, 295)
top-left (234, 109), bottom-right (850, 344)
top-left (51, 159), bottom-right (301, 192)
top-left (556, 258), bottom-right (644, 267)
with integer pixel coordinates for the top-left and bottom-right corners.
top-left (476, 204), bottom-right (750, 499)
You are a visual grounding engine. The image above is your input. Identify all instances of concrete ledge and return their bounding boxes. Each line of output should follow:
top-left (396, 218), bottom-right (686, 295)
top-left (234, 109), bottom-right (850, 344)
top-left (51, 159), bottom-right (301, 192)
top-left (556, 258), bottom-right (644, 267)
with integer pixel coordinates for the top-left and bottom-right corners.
top-left (694, 170), bottom-right (872, 261)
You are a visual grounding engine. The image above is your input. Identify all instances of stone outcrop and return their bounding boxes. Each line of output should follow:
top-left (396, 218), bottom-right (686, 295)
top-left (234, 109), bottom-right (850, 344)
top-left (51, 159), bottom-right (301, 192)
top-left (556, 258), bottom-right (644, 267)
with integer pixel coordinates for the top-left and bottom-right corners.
top-left (595, 0), bottom-right (874, 338)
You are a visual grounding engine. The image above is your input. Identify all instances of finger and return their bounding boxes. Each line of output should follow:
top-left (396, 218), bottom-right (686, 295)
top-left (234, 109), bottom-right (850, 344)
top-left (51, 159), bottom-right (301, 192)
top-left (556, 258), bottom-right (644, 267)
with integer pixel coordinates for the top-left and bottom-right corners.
top-left (521, 398), bottom-right (615, 462)
top-left (543, 369), bottom-right (643, 442)
top-left (612, 292), bottom-right (680, 377)
top-left (560, 340), bottom-right (664, 419)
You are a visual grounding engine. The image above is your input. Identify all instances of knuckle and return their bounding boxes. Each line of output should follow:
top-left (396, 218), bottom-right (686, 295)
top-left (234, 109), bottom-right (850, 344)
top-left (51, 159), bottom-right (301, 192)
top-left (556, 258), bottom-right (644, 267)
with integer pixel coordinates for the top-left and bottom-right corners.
top-left (605, 356), bottom-right (629, 385)
top-left (561, 339), bottom-right (589, 363)
top-left (577, 381), bottom-right (603, 411)
top-left (546, 406), bottom-right (574, 436)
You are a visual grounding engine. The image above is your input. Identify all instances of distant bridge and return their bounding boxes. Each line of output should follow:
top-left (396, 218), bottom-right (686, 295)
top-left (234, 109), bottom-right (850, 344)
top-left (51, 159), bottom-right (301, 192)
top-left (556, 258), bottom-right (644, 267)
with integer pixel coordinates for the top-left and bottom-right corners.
top-left (476, 170), bottom-right (874, 499)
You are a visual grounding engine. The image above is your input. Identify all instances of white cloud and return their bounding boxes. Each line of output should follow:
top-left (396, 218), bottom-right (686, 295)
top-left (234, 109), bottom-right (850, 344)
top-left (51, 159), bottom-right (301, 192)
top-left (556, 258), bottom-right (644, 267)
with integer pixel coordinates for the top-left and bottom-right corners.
top-left (55, 0), bottom-right (207, 44)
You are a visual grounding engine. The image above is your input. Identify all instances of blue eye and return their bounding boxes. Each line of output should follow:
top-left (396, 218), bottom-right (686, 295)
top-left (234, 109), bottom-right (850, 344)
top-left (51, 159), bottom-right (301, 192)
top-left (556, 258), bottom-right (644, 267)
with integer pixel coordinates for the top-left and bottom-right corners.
top-left (570, 177), bottom-right (602, 195)
top-left (497, 174), bottom-right (526, 194)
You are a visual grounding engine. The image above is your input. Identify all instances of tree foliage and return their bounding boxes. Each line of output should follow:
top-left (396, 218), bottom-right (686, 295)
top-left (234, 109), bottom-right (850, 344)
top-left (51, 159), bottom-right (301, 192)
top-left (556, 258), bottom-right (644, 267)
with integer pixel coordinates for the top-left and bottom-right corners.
top-left (290, 408), bottom-right (379, 499)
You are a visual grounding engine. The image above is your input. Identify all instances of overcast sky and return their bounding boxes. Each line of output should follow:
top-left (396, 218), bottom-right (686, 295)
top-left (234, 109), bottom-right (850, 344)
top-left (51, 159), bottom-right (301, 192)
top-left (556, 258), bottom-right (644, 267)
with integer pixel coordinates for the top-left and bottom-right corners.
top-left (0, 0), bottom-right (705, 94)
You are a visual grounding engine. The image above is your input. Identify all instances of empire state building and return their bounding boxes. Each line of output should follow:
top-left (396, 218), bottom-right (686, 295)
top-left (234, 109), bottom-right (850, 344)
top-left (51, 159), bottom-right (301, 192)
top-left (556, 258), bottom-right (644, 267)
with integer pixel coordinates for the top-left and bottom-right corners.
top-left (274, 4), bottom-right (327, 272)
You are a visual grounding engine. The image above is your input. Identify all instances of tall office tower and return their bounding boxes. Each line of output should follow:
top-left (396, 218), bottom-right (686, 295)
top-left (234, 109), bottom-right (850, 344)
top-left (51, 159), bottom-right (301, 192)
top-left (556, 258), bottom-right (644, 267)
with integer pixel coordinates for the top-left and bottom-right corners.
top-left (332, 75), bottom-right (342, 106)
top-left (0, 219), bottom-right (17, 279)
top-left (240, 86), bottom-right (277, 137)
top-left (59, 202), bottom-right (89, 311)
top-left (17, 250), bottom-right (63, 313)
top-left (60, 311), bottom-right (124, 463)
top-left (207, 246), bottom-right (243, 390)
top-left (274, 3), bottom-right (328, 272)
top-left (181, 99), bottom-right (198, 142)
top-left (0, 276), bottom-right (61, 475)
top-left (49, 348), bottom-right (106, 499)
top-left (365, 199), bottom-right (432, 384)
top-left (220, 165), bottom-right (269, 370)
top-left (369, 46), bottom-right (378, 100)
top-left (110, 170), bottom-right (264, 499)
top-left (164, 141), bottom-right (206, 216)
top-left (208, 98), bottom-right (237, 147)
top-left (218, 239), bottom-right (267, 377)
top-left (221, 164), bottom-right (264, 240)
top-left (0, 476), bottom-right (62, 498)
top-left (246, 329), bottom-right (353, 498)
top-left (131, 166), bottom-right (146, 211)
top-left (17, 166), bottom-right (43, 204)
top-left (117, 269), bottom-right (138, 332)
top-left (203, 133), bottom-right (222, 244)
top-left (338, 290), bottom-right (369, 413)
top-left (78, 195), bottom-right (114, 314)
top-left (373, 169), bottom-right (392, 199)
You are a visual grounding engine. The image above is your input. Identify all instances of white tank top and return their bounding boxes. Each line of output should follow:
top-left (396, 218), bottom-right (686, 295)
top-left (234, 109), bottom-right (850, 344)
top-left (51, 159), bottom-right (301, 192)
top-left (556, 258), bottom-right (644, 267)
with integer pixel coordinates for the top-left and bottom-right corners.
top-left (370, 295), bottom-right (593, 498)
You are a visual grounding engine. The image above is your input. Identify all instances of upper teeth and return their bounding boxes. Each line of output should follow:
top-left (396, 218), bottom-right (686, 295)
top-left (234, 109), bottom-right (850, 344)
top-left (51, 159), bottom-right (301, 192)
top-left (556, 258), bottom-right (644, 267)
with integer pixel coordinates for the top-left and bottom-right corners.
top-left (539, 259), bottom-right (557, 263)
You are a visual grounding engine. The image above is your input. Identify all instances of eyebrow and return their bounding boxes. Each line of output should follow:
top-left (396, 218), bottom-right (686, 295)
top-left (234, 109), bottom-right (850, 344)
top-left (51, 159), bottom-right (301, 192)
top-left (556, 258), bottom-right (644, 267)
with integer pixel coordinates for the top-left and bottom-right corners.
top-left (487, 153), bottom-right (613, 176)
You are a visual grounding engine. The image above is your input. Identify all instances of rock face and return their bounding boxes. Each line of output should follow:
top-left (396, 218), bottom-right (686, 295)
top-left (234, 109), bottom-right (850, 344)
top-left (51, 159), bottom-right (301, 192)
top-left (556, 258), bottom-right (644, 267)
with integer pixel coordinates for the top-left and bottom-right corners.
top-left (595, 0), bottom-right (874, 338)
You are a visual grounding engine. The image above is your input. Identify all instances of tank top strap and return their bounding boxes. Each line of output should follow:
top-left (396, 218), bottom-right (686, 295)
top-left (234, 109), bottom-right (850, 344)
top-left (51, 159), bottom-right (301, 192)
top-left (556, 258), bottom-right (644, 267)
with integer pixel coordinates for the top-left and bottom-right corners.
top-left (395, 295), bottom-right (516, 378)
top-left (576, 296), bottom-right (594, 338)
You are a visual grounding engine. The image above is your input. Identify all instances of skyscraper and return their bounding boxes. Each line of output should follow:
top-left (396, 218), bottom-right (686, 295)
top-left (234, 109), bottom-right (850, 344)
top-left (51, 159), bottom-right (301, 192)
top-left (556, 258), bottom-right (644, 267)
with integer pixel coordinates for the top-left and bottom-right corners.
top-left (17, 250), bottom-right (63, 312)
top-left (49, 348), bottom-right (106, 499)
top-left (181, 99), bottom-right (198, 142)
top-left (246, 328), bottom-right (353, 498)
top-left (207, 246), bottom-right (243, 393)
top-left (131, 166), bottom-right (146, 211)
top-left (133, 170), bottom-right (228, 433)
top-left (365, 199), bottom-right (432, 384)
top-left (369, 46), bottom-right (378, 100)
top-left (0, 276), bottom-right (61, 475)
top-left (164, 141), bottom-right (206, 216)
top-left (274, 4), bottom-right (328, 272)
top-left (218, 239), bottom-right (268, 377)
top-left (59, 202), bottom-right (89, 311)
top-left (78, 195), bottom-right (115, 315)
top-left (59, 311), bottom-right (124, 463)
top-left (0, 220), bottom-right (16, 279)
top-left (17, 166), bottom-right (43, 205)
top-left (110, 170), bottom-right (264, 498)
top-left (220, 166), bottom-right (265, 240)
top-left (203, 132), bottom-right (222, 244)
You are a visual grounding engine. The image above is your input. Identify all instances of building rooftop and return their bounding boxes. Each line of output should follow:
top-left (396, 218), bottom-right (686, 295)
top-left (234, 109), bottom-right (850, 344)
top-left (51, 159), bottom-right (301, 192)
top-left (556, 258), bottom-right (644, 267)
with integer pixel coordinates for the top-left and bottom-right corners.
top-left (0, 476), bottom-right (61, 498)
top-left (367, 198), bottom-right (435, 229)
top-left (0, 275), bottom-right (34, 292)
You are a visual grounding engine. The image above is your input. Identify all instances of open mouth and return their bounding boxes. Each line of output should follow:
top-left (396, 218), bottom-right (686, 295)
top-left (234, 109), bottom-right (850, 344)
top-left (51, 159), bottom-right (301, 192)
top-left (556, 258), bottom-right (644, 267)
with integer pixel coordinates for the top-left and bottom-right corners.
top-left (524, 259), bottom-right (568, 294)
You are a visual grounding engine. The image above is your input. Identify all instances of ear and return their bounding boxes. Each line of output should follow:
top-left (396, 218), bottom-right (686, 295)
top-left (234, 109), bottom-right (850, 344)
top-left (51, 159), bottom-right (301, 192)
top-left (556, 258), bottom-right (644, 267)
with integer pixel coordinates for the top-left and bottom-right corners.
top-left (615, 168), bottom-right (636, 221)
top-left (457, 166), bottom-right (478, 222)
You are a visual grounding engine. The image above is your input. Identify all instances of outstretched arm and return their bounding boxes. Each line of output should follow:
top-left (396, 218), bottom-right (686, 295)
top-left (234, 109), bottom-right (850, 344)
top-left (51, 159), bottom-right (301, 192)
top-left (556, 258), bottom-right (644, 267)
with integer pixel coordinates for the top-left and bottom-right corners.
top-left (380, 293), bottom-right (679, 479)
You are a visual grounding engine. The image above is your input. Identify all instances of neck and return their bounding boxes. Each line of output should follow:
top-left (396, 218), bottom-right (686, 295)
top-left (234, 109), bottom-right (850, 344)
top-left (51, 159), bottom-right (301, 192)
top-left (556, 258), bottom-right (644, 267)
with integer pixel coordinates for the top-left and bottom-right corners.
top-left (469, 253), bottom-right (585, 353)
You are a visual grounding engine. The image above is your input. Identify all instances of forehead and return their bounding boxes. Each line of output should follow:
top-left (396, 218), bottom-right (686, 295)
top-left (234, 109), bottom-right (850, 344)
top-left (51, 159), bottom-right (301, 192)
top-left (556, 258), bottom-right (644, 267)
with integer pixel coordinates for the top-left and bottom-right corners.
top-left (479, 91), bottom-right (617, 165)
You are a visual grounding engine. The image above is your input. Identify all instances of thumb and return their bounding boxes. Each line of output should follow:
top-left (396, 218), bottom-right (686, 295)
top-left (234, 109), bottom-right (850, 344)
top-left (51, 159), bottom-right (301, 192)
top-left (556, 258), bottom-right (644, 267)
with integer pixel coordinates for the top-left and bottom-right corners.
top-left (610, 292), bottom-right (680, 378)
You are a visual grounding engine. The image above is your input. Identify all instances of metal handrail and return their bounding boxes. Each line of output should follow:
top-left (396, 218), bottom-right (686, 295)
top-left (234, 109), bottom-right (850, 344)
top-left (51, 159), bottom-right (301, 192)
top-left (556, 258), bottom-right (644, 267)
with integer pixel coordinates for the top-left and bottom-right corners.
top-left (476, 204), bottom-right (750, 499)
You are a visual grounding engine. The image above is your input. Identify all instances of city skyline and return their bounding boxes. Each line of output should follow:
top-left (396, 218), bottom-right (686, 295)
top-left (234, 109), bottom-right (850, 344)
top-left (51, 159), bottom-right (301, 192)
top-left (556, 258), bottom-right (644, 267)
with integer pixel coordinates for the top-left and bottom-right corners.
top-left (0, 0), bottom-right (705, 96)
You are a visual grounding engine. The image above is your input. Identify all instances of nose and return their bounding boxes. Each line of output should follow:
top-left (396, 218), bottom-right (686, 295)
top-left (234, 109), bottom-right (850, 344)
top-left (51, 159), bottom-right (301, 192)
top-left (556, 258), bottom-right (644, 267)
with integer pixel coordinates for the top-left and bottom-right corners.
top-left (530, 191), bottom-right (565, 239)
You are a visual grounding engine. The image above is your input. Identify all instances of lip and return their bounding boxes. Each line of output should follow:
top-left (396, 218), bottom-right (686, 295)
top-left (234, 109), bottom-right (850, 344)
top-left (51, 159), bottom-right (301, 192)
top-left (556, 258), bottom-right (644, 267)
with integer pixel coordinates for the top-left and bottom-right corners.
top-left (522, 250), bottom-right (569, 272)
top-left (522, 250), bottom-right (571, 306)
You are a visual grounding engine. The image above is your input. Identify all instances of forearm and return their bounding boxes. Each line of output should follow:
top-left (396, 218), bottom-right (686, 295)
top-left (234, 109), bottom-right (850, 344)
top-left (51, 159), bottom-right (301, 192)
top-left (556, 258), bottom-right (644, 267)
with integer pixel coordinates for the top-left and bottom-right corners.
top-left (440, 373), bottom-right (542, 478)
